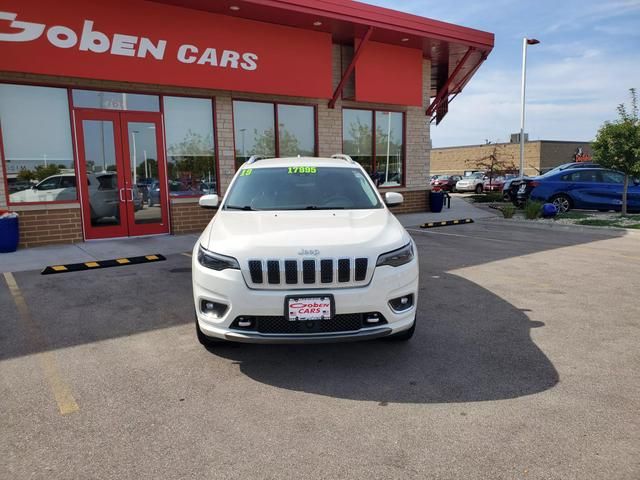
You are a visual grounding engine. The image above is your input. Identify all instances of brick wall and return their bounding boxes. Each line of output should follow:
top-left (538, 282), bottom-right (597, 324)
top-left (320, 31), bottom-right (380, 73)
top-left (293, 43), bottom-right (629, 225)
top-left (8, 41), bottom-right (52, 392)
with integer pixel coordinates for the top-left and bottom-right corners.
top-left (170, 200), bottom-right (216, 234)
top-left (391, 189), bottom-right (429, 213)
top-left (16, 207), bottom-right (83, 248)
top-left (431, 142), bottom-right (540, 176)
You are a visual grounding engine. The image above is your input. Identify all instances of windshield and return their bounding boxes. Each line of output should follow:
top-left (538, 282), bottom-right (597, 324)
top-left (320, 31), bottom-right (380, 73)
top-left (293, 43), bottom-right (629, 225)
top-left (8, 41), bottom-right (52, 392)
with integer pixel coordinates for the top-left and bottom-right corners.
top-left (224, 166), bottom-right (382, 211)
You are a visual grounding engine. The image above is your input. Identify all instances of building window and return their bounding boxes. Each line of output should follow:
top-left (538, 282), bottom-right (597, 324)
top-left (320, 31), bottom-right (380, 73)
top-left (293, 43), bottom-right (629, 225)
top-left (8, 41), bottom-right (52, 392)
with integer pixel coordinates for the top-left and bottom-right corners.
top-left (163, 96), bottom-right (216, 196)
top-left (343, 108), bottom-right (404, 187)
top-left (72, 90), bottom-right (160, 112)
top-left (277, 104), bottom-right (315, 157)
top-left (342, 109), bottom-right (373, 173)
top-left (374, 111), bottom-right (403, 187)
top-left (0, 84), bottom-right (75, 203)
top-left (233, 100), bottom-right (316, 167)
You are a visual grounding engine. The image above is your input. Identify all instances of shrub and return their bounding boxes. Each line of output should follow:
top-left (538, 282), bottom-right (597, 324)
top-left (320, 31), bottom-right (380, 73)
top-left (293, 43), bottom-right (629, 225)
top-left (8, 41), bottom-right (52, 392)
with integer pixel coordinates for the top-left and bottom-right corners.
top-left (524, 200), bottom-right (543, 220)
top-left (501, 204), bottom-right (516, 218)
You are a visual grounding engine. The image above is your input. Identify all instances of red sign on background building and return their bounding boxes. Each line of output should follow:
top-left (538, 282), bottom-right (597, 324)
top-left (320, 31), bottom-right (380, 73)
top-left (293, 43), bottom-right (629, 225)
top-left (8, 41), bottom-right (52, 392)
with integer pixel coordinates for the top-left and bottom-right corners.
top-left (0, 0), bottom-right (333, 98)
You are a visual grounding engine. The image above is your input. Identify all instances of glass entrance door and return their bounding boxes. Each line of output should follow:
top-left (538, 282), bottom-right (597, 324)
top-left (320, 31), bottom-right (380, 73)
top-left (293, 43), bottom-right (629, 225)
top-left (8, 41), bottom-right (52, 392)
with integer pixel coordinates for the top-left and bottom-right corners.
top-left (75, 110), bottom-right (169, 240)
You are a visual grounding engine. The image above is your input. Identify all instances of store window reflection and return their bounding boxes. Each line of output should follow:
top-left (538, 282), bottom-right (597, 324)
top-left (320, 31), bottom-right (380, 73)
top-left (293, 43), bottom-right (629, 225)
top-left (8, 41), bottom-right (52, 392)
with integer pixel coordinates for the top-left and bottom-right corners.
top-left (0, 84), bottom-right (75, 203)
top-left (342, 109), bottom-right (373, 174)
top-left (233, 101), bottom-right (275, 167)
top-left (343, 108), bottom-right (404, 187)
top-left (233, 101), bottom-right (316, 167)
top-left (375, 111), bottom-right (403, 187)
top-left (163, 96), bottom-right (216, 197)
top-left (277, 104), bottom-right (315, 157)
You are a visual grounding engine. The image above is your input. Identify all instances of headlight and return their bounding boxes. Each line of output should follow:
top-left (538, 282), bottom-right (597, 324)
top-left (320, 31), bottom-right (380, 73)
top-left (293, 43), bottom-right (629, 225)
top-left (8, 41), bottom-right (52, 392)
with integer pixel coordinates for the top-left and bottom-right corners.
top-left (376, 242), bottom-right (414, 267)
top-left (197, 245), bottom-right (240, 271)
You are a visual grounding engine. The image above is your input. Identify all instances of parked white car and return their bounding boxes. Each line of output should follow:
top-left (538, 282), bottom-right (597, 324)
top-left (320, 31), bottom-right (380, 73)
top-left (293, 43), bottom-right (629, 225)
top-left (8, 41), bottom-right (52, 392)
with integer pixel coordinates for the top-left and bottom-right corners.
top-left (192, 155), bottom-right (419, 346)
top-left (455, 172), bottom-right (486, 193)
top-left (9, 173), bottom-right (78, 203)
top-left (9, 172), bottom-right (141, 219)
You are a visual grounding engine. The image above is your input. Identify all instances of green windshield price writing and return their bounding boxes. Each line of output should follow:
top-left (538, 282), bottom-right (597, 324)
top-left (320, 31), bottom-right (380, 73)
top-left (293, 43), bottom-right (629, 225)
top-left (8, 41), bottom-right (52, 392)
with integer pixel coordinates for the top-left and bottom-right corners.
top-left (240, 169), bottom-right (252, 176)
top-left (288, 166), bottom-right (317, 174)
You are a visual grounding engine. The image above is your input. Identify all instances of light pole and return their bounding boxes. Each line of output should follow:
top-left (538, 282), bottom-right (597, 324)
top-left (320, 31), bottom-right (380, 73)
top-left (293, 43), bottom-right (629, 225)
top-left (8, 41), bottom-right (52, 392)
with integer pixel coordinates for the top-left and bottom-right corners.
top-left (519, 37), bottom-right (540, 177)
top-left (383, 112), bottom-right (391, 185)
top-left (131, 130), bottom-right (139, 184)
top-left (239, 128), bottom-right (246, 159)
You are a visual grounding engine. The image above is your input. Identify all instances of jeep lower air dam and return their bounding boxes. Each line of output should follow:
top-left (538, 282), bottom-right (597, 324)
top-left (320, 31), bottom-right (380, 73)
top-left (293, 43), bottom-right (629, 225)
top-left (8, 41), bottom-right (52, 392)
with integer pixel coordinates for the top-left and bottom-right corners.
top-left (192, 155), bottom-right (418, 345)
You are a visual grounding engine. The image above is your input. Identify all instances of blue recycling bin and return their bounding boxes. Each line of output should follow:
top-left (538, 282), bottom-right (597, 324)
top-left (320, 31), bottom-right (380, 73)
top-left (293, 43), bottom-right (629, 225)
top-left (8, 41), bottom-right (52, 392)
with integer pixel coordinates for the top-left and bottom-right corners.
top-left (429, 191), bottom-right (445, 213)
top-left (0, 216), bottom-right (19, 253)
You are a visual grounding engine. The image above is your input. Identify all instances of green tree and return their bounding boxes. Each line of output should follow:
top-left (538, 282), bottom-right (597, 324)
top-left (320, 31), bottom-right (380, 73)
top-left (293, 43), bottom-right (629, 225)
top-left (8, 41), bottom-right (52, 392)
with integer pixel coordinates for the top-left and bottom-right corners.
top-left (466, 144), bottom-right (516, 185)
top-left (33, 164), bottom-right (61, 181)
top-left (17, 168), bottom-right (35, 182)
top-left (168, 130), bottom-right (215, 185)
top-left (592, 88), bottom-right (640, 215)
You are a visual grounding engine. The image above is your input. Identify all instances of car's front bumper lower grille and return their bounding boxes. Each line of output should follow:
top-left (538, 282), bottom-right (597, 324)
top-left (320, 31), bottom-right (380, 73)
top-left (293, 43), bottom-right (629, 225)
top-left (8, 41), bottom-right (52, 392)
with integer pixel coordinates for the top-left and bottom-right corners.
top-left (230, 312), bottom-right (387, 334)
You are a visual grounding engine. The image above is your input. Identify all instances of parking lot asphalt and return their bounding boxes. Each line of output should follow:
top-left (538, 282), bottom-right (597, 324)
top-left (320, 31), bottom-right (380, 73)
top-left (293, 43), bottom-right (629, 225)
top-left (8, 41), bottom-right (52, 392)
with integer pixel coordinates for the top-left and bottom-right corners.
top-left (1, 222), bottom-right (639, 479)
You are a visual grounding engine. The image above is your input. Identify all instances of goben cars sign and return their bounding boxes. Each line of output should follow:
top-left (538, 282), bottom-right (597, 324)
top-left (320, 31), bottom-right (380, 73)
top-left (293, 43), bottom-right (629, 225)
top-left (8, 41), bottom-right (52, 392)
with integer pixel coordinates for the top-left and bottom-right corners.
top-left (0, 0), bottom-right (333, 98)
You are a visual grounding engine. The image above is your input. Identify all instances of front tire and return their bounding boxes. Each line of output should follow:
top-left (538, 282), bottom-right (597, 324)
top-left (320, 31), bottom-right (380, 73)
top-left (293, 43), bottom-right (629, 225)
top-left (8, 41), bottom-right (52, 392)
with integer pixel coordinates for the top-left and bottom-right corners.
top-left (475, 184), bottom-right (483, 194)
top-left (550, 194), bottom-right (572, 213)
top-left (386, 318), bottom-right (415, 341)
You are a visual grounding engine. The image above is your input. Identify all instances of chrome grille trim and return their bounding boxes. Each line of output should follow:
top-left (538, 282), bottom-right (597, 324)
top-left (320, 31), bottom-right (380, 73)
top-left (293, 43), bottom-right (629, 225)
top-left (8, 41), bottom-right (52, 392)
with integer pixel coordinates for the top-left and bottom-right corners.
top-left (243, 257), bottom-right (370, 289)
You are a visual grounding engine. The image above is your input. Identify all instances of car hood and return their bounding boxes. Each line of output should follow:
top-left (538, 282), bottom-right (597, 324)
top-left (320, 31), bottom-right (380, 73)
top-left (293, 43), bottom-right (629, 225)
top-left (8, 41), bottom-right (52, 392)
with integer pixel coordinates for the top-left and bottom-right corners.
top-left (200, 209), bottom-right (409, 260)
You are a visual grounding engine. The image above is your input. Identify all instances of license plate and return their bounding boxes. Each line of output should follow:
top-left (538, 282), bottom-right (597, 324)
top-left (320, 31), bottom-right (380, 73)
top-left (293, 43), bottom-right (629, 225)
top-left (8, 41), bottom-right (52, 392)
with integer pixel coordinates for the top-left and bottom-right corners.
top-left (287, 296), bottom-right (332, 321)
top-left (518, 184), bottom-right (526, 193)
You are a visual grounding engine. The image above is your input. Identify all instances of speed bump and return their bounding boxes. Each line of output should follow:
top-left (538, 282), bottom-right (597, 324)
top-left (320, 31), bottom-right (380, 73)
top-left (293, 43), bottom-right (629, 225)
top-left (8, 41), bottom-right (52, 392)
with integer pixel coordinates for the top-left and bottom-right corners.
top-left (420, 219), bottom-right (474, 229)
top-left (41, 254), bottom-right (166, 275)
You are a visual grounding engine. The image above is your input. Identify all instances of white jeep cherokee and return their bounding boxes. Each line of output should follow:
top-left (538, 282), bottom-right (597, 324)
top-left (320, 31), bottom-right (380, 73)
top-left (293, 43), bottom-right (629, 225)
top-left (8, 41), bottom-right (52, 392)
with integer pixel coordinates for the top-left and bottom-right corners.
top-left (192, 155), bottom-right (418, 346)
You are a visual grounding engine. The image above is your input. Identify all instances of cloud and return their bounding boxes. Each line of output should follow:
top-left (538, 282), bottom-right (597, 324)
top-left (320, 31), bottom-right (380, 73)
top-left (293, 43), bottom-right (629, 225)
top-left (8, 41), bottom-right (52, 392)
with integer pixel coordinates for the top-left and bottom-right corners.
top-left (544, 0), bottom-right (640, 32)
top-left (360, 0), bottom-right (640, 147)
top-left (432, 51), bottom-right (640, 146)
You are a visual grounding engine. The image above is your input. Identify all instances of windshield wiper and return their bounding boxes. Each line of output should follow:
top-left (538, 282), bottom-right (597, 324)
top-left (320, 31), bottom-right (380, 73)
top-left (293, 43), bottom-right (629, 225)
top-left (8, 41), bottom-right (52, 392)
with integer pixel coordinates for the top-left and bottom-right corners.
top-left (225, 205), bottom-right (257, 211)
top-left (304, 206), bottom-right (345, 210)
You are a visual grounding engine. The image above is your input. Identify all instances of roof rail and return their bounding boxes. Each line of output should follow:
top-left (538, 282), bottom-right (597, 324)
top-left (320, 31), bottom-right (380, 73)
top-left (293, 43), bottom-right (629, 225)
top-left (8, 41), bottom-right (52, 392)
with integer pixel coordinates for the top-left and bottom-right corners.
top-left (331, 153), bottom-right (355, 164)
top-left (246, 155), bottom-right (267, 164)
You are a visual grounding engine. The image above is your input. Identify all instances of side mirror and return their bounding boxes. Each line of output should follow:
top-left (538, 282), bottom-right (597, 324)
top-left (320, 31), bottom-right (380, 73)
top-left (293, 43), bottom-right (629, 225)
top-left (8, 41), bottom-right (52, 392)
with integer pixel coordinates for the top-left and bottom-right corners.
top-left (199, 194), bottom-right (219, 209)
top-left (384, 191), bottom-right (404, 207)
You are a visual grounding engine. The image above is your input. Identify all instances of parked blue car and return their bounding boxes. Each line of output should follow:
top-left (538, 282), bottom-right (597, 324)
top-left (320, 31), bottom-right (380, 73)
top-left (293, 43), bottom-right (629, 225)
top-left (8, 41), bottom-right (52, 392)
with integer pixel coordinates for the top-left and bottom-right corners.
top-left (517, 167), bottom-right (640, 213)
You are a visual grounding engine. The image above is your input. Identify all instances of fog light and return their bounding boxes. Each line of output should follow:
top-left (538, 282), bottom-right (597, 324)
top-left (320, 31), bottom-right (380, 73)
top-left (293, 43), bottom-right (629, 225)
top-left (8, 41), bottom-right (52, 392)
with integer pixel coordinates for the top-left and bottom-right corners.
top-left (237, 317), bottom-right (253, 328)
top-left (366, 314), bottom-right (380, 324)
top-left (200, 299), bottom-right (228, 318)
top-left (389, 294), bottom-right (414, 312)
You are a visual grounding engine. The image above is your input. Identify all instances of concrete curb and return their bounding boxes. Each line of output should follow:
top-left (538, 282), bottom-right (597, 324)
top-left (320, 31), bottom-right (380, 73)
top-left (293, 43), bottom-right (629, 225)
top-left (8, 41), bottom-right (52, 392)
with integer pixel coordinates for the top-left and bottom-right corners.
top-left (478, 216), bottom-right (640, 236)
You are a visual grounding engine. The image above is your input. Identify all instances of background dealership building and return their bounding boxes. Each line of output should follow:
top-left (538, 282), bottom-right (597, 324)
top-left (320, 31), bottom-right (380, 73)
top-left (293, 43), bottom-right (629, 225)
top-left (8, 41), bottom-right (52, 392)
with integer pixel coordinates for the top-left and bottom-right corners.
top-left (0, 0), bottom-right (493, 248)
top-left (431, 137), bottom-right (594, 177)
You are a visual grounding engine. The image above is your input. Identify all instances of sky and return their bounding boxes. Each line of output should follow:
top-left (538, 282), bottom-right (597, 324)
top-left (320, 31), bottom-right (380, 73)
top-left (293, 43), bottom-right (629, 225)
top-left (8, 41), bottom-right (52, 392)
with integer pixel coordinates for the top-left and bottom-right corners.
top-left (366, 0), bottom-right (640, 147)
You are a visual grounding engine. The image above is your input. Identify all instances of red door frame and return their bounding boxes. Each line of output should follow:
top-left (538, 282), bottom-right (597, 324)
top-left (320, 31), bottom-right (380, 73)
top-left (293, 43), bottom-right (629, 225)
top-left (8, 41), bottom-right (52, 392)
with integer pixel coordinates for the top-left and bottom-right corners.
top-left (74, 110), bottom-right (169, 240)
top-left (120, 111), bottom-right (170, 237)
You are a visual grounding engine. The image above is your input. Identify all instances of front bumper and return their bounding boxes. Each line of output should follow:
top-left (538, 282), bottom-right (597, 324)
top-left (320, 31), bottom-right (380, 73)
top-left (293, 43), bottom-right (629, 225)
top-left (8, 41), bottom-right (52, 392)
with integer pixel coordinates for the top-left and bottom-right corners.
top-left (192, 247), bottom-right (419, 344)
top-left (455, 184), bottom-right (476, 192)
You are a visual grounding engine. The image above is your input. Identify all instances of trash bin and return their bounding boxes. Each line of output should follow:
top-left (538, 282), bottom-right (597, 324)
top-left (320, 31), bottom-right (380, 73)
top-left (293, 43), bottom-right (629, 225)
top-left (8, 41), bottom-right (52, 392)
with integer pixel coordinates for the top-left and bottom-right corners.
top-left (0, 212), bottom-right (19, 253)
top-left (429, 190), bottom-right (445, 213)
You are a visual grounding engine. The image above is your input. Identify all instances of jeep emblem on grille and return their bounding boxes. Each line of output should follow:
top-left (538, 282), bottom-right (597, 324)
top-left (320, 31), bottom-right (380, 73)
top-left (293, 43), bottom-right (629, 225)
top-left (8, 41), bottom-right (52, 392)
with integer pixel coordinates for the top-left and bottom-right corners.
top-left (298, 249), bottom-right (320, 256)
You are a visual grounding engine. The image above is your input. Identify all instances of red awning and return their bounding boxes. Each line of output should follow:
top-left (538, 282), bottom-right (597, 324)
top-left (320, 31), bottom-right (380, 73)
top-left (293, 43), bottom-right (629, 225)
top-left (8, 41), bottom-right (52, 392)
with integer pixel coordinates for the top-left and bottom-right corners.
top-left (151, 0), bottom-right (494, 117)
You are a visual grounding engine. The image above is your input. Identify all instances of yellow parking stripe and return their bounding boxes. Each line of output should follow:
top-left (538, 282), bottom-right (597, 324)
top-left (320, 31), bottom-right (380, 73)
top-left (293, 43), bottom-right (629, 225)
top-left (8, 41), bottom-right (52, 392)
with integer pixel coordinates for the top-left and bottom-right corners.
top-left (116, 258), bottom-right (130, 264)
top-left (51, 265), bottom-right (67, 271)
top-left (145, 255), bottom-right (159, 261)
top-left (85, 262), bottom-right (100, 268)
top-left (3, 272), bottom-right (79, 415)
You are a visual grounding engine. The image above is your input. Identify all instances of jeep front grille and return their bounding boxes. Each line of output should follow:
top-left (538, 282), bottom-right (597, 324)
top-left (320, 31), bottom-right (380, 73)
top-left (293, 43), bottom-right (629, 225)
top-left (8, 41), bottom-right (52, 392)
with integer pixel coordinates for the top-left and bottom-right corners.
top-left (243, 257), bottom-right (371, 289)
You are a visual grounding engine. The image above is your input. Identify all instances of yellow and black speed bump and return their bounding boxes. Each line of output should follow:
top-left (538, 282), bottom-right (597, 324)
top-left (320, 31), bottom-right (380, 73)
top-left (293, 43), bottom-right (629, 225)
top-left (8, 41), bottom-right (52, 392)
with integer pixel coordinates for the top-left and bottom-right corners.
top-left (420, 219), bottom-right (474, 229)
top-left (41, 254), bottom-right (166, 275)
